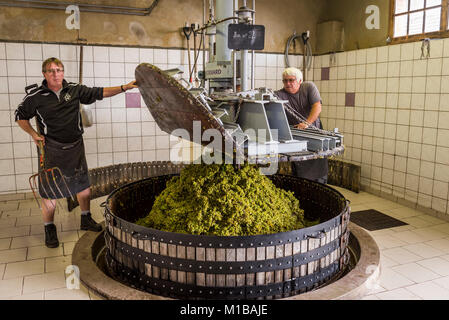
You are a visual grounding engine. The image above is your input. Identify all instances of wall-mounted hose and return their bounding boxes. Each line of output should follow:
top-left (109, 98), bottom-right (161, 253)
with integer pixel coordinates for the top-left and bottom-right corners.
top-left (284, 31), bottom-right (313, 73)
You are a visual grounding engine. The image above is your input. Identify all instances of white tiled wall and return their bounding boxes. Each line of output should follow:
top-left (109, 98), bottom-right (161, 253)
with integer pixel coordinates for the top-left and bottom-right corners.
top-left (314, 38), bottom-right (449, 219)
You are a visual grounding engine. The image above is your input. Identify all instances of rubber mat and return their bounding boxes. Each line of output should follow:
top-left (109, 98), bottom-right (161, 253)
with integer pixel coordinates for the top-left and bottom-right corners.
top-left (350, 209), bottom-right (408, 231)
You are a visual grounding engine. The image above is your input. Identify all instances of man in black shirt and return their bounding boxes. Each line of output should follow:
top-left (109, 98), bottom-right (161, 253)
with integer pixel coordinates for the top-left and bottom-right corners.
top-left (15, 57), bottom-right (137, 248)
top-left (275, 67), bottom-right (328, 184)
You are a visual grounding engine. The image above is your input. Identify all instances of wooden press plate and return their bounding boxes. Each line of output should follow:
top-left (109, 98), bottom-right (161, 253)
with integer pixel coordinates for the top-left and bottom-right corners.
top-left (135, 63), bottom-right (234, 148)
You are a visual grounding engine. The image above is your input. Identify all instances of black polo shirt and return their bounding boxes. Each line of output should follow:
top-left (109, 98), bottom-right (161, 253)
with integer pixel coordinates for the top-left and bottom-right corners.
top-left (15, 80), bottom-right (103, 143)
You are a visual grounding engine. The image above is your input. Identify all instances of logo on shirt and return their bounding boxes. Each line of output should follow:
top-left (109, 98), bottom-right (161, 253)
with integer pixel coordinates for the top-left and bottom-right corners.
top-left (63, 93), bottom-right (71, 101)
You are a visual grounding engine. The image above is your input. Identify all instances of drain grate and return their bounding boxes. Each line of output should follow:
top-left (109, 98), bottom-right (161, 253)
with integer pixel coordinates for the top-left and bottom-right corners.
top-left (350, 209), bottom-right (408, 231)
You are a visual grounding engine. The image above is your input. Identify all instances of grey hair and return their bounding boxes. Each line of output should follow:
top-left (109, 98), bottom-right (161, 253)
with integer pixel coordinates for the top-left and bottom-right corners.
top-left (282, 67), bottom-right (303, 83)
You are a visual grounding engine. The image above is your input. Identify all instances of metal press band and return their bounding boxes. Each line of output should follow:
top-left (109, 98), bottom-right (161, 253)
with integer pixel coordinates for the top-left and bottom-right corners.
top-left (105, 250), bottom-right (343, 300)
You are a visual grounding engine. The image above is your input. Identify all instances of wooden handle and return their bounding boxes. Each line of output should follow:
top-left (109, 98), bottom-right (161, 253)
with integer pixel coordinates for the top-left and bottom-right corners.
top-left (38, 140), bottom-right (45, 169)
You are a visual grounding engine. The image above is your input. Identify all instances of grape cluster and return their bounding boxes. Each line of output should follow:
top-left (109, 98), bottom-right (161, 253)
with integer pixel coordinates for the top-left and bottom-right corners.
top-left (135, 164), bottom-right (307, 236)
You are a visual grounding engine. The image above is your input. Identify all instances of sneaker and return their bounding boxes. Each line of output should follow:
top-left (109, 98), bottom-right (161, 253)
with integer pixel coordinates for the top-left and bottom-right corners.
top-left (44, 223), bottom-right (59, 248)
top-left (80, 212), bottom-right (102, 232)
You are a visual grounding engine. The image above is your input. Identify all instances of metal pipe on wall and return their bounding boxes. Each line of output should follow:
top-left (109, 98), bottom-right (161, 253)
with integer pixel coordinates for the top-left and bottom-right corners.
top-left (0, 0), bottom-right (159, 16)
top-left (14, 0), bottom-right (151, 10)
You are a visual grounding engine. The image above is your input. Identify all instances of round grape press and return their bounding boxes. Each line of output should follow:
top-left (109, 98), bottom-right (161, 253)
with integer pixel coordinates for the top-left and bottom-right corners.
top-left (72, 62), bottom-right (380, 300)
top-left (102, 172), bottom-right (350, 300)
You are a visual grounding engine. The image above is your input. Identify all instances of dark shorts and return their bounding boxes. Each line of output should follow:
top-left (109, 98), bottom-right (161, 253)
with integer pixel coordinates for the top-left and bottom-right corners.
top-left (292, 158), bottom-right (328, 184)
top-left (37, 137), bottom-right (90, 199)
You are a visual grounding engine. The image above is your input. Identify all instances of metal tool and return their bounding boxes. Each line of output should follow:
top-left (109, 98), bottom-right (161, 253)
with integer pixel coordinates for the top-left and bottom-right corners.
top-left (29, 139), bottom-right (75, 211)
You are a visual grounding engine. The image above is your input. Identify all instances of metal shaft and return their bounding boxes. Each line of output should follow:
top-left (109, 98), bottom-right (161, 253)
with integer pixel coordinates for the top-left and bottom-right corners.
top-left (251, 0), bottom-right (255, 90)
top-left (241, 49), bottom-right (249, 91)
top-left (215, 0), bottom-right (233, 63)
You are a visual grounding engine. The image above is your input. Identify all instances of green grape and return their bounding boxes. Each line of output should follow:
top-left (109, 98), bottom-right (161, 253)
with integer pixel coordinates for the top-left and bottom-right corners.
top-left (135, 164), bottom-right (308, 236)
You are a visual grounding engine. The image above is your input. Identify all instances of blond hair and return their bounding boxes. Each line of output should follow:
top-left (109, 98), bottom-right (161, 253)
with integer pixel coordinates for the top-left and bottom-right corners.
top-left (42, 57), bottom-right (64, 73)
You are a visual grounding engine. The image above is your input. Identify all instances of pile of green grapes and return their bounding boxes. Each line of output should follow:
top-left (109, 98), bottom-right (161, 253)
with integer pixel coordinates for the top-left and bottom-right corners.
top-left (135, 164), bottom-right (308, 236)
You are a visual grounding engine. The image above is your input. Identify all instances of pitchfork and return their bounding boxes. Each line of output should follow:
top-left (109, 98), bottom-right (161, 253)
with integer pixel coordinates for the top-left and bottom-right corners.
top-left (29, 139), bottom-right (75, 211)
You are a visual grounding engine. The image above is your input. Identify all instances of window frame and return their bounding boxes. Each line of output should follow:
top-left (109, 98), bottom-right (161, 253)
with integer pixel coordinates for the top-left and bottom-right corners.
top-left (389, 0), bottom-right (449, 44)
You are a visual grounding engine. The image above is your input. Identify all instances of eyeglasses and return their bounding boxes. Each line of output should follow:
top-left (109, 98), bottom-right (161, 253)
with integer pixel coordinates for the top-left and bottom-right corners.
top-left (282, 78), bottom-right (297, 83)
top-left (45, 68), bottom-right (64, 74)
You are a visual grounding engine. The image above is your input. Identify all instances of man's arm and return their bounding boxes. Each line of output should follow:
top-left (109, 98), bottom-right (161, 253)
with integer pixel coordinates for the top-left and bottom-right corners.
top-left (307, 101), bottom-right (322, 124)
top-left (16, 119), bottom-right (44, 145)
top-left (103, 80), bottom-right (138, 98)
top-left (294, 101), bottom-right (322, 129)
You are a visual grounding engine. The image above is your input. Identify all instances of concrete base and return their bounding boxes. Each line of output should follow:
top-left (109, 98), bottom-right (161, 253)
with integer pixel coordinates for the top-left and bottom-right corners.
top-left (72, 222), bottom-right (380, 300)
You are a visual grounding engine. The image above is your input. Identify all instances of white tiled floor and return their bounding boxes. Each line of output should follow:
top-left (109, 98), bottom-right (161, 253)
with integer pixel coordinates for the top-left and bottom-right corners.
top-left (335, 186), bottom-right (449, 300)
top-left (1, 187), bottom-right (449, 300)
top-left (0, 196), bottom-right (105, 300)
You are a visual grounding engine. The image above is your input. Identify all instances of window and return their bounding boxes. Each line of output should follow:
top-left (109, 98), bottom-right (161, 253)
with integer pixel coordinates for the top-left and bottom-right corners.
top-left (390, 0), bottom-right (449, 42)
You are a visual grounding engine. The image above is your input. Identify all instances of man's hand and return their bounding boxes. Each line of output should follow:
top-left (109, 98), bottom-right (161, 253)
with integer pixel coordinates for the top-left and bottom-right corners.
top-left (294, 122), bottom-right (309, 130)
top-left (32, 134), bottom-right (45, 146)
top-left (123, 80), bottom-right (138, 91)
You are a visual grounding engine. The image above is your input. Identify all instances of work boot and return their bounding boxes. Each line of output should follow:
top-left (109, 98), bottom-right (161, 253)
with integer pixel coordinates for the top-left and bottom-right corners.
top-left (44, 223), bottom-right (59, 248)
top-left (80, 212), bottom-right (102, 232)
